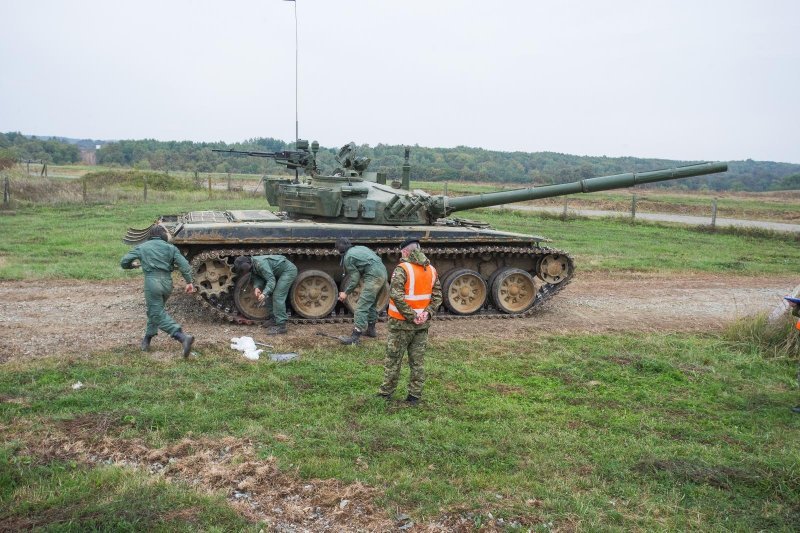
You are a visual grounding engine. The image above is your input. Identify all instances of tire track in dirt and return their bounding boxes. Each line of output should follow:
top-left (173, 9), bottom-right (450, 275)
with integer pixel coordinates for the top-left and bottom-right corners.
top-left (0, 272), bottom-right (794, 361)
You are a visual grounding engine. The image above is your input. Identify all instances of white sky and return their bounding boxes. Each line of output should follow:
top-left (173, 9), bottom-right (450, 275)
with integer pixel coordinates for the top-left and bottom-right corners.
top-left (1, 0), bottom-right (798, 163)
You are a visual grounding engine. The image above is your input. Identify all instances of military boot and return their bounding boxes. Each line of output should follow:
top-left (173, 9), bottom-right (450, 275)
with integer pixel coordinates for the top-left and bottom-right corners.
top-left (792, 405), bottom-right (800, 414)
top-left (267, 323), bottom-right (287, 335)
top-left (340, 328), bottom-right (362, 345)
top-left (404, 394), bottom-right (420, 406)
top-left (141, 334), bottom-right (155, 352)
top-left (172, 330), bottom-right (195, 358)
top-left (364, 322), bottom-right (377, 338)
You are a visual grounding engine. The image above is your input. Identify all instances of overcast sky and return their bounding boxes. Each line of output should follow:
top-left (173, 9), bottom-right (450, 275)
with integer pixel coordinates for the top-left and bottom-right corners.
top-left (1, 0), bottom-right (798, 163)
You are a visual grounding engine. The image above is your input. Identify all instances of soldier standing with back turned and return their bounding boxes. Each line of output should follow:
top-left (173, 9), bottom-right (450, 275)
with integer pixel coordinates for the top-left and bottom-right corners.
top-left (120, 225), bottom-right (196, 357)
top-left (378, 239), bottom-right (442, 405)
top-left (336, 237), bottom-right (388, 345)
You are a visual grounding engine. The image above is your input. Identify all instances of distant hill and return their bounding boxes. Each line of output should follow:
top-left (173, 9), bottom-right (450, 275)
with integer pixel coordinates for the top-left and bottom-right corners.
top-left (3, 132), bottom-right (800, 191)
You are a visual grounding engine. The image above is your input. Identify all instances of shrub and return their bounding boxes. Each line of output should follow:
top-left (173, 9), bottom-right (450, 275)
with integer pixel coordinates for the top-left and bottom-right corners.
top-left (81, 170), bottom-right (197, 191)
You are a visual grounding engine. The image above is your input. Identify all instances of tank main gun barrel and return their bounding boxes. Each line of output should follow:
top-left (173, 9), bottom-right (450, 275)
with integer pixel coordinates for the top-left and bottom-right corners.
top-left (430, 161), bottom-right (728, 218)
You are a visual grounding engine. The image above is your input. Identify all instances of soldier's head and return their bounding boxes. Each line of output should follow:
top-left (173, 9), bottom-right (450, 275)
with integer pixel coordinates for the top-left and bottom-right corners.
top-left (335, 237), bottom-right (352, 254)
top-left (399, 238), bottom-right (420, 259)
top-left (149, 224), bottom-right (169, 242)
top-left (232, 256), bottom-right (252, 274)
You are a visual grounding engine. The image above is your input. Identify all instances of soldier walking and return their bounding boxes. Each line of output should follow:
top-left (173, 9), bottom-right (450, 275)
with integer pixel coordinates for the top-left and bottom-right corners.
top-left (232, 255), bottom-right (298, 335)
top-left (336, 237), bottom-right (388, 345)
top-left (378, 239), bottom-right (442, 405)
top-left (120, 225), bottom-right (196, 357)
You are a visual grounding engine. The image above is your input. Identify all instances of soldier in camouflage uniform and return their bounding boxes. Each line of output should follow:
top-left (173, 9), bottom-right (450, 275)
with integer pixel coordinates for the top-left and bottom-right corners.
top-left (232, 255), bottom-right (298, 335)
top-left (336, 237), bottom-right (388, 345)
top-left (789, 302), bottom-right (800, 414)
top-left (120, 225), bottom-right (196, 357)
top-left (378, 239), bottom-right (443, 404)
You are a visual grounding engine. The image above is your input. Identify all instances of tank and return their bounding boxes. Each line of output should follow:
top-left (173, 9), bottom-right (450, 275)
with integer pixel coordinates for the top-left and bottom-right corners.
top-left (123, 141), bottom-right (728, 325)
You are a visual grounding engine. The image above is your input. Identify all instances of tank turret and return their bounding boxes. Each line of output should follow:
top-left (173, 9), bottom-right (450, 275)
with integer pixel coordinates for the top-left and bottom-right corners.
top-left (213, 141), bottom-right (727, 225)
top-left (125, 140), bottom-right (728, 325)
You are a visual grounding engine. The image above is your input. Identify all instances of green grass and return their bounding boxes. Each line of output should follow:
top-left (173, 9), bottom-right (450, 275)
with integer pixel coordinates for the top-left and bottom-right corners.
top-left (1, 197), bottom-right (799, 280)
top-left (0, 445), bottom-right (256, 531)
top-left (476, 208), bottom-right (800, 274)
top-left (0, 197), bottom-right (269, 280)
top-left (1, 334), bottom-right (798, 529)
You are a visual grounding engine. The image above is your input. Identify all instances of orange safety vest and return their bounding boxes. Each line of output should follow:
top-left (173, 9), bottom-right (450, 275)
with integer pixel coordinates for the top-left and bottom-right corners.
top-left (796, 319), bottom-right (800, 331)
top-left (388, 262), bottom-right (437, 320)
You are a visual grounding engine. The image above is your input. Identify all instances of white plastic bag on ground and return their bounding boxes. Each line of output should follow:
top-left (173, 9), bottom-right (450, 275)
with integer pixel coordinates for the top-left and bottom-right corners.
top-left (230, 336), bottom-right (262, 360)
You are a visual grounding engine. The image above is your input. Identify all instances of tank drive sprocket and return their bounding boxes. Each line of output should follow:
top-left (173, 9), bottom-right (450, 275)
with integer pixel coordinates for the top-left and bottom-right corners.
top-left (193, 258), bottom-right (235, 298)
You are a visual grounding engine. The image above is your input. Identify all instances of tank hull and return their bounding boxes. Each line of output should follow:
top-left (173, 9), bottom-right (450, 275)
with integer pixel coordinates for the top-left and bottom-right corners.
top-left (144, 210), bottom-right (573, 324)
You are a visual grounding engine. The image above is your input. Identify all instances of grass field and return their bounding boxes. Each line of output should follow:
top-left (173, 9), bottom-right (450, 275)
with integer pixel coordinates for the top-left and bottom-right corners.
top-left (1, 176), bottom-right (800, 529)
top-left (1, 194), bottom-right (799, 280)
top-left (10, 165), bottom-right (800, 221)
top-left (1, 334), bottom-right (798, 530)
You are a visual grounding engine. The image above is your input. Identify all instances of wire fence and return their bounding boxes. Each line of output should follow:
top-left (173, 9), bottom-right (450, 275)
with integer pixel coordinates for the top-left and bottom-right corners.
top-left (0, 171), bottom-right (270, 208)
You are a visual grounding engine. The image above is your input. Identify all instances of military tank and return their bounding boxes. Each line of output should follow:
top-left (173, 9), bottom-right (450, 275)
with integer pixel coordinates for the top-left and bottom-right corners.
top-left (123, 141), bottom-right (727, 325)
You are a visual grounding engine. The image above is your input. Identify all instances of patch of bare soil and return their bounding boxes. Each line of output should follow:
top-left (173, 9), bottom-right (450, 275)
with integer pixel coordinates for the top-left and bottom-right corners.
top-left (5, 422), bottom-right (533, 531)
top-left (9, 428), bottom-right (394, 531)
top-left (0, 272), bottom-right (795, 361)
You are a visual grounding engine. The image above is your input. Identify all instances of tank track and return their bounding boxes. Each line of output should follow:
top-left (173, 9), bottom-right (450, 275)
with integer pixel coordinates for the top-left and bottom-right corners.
top-left (190, 246), bottom-right (574, 325)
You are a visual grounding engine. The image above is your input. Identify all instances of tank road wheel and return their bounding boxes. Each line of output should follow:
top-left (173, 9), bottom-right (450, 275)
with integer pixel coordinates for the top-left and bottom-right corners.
top-left (443, 268), bottom-right (487, 315)
top-left (233, 273), bottom-right (271, 321)
top-left (290, 270), bottom-right (338, 319)
top-left (538, 254), bottom-right (573, 284)
top-left (194, 258), bottom-right (235, 298)
top-left (341, 275), bottom-right (390, 314)
top-left (491, 267), bottom-right (538, 314)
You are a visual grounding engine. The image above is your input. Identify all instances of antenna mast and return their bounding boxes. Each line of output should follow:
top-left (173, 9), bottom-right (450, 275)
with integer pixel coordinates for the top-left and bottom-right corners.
top-left (284, 0), bottom-right (300, 182)
top-left (292, 0), bottom-right (298, 144)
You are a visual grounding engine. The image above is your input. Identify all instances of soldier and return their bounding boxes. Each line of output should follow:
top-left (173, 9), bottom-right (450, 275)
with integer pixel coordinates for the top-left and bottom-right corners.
top-left (120, 224), bottom-right (196, 357)
top-left (788, 301), bottom-right (800, 414)
top-left (378, 238), bottom-right (443, 405)
top-left (336, 237), bottom-right (388, 345)
top-left (232, 255), bottom-right (298, 335)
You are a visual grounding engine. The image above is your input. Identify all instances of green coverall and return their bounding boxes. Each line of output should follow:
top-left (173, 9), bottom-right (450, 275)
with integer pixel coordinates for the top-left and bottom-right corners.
top-left (341, 245), bottom-right (388, 331)
top-left (250, 255), bottom-right (298, 326)
top-left (379, 249), bottom-right (443, 399)
top-left (120, 237), bottom-right (193, 337)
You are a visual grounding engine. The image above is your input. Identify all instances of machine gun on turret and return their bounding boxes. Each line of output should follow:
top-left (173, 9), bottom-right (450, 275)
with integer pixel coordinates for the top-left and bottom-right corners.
top-left (213, 139), bottom-right (320, 177)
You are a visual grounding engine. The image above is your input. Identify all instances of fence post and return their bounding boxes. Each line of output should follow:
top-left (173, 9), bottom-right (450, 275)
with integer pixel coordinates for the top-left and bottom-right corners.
top-left (194, 170), bottom-right (199, 187)
top-left (562, 197), bottom-right (568, 220)
top-left (443, 182), bottom-right (448, 196)
top-left (227, 172), bottom-right (232, 192)
top-left (143, 179), bottom-right (148, 203)
top-left (208, 175), bottom-right (212, 198)
top-left (631, 194), bottom-right (637, 219)
top-left (711, 198), bottom-right (718, 228)
top-left (3, 176), bottom-right (9, 207)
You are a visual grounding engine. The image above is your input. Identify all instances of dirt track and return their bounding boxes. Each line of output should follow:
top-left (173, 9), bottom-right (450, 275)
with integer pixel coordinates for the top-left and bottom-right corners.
top-left (1, 272), bottom-right (795, 362)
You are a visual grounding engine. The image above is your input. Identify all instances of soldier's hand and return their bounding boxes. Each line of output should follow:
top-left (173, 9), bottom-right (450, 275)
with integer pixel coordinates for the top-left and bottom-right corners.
top-left (185, 283), bottom-right (196, 294)
top-left (338, 291), bottom-right (348, 302)
top-left (254, 288), bottom-right (263, 300)
top-left (131, 260), bottom-right (141, 269)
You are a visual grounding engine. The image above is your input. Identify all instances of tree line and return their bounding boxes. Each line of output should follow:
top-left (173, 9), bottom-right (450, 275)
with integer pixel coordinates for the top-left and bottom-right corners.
top-left (3, 132), bottom-right (800, 191)
top-left (0, 132), bottom-right (81, 168)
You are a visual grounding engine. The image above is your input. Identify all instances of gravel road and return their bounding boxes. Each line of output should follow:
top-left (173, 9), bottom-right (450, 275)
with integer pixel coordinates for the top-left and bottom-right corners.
top-left (502, 205), bottom-right (800, 233)
top-left (1, 272), bottom-right (794, 362)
